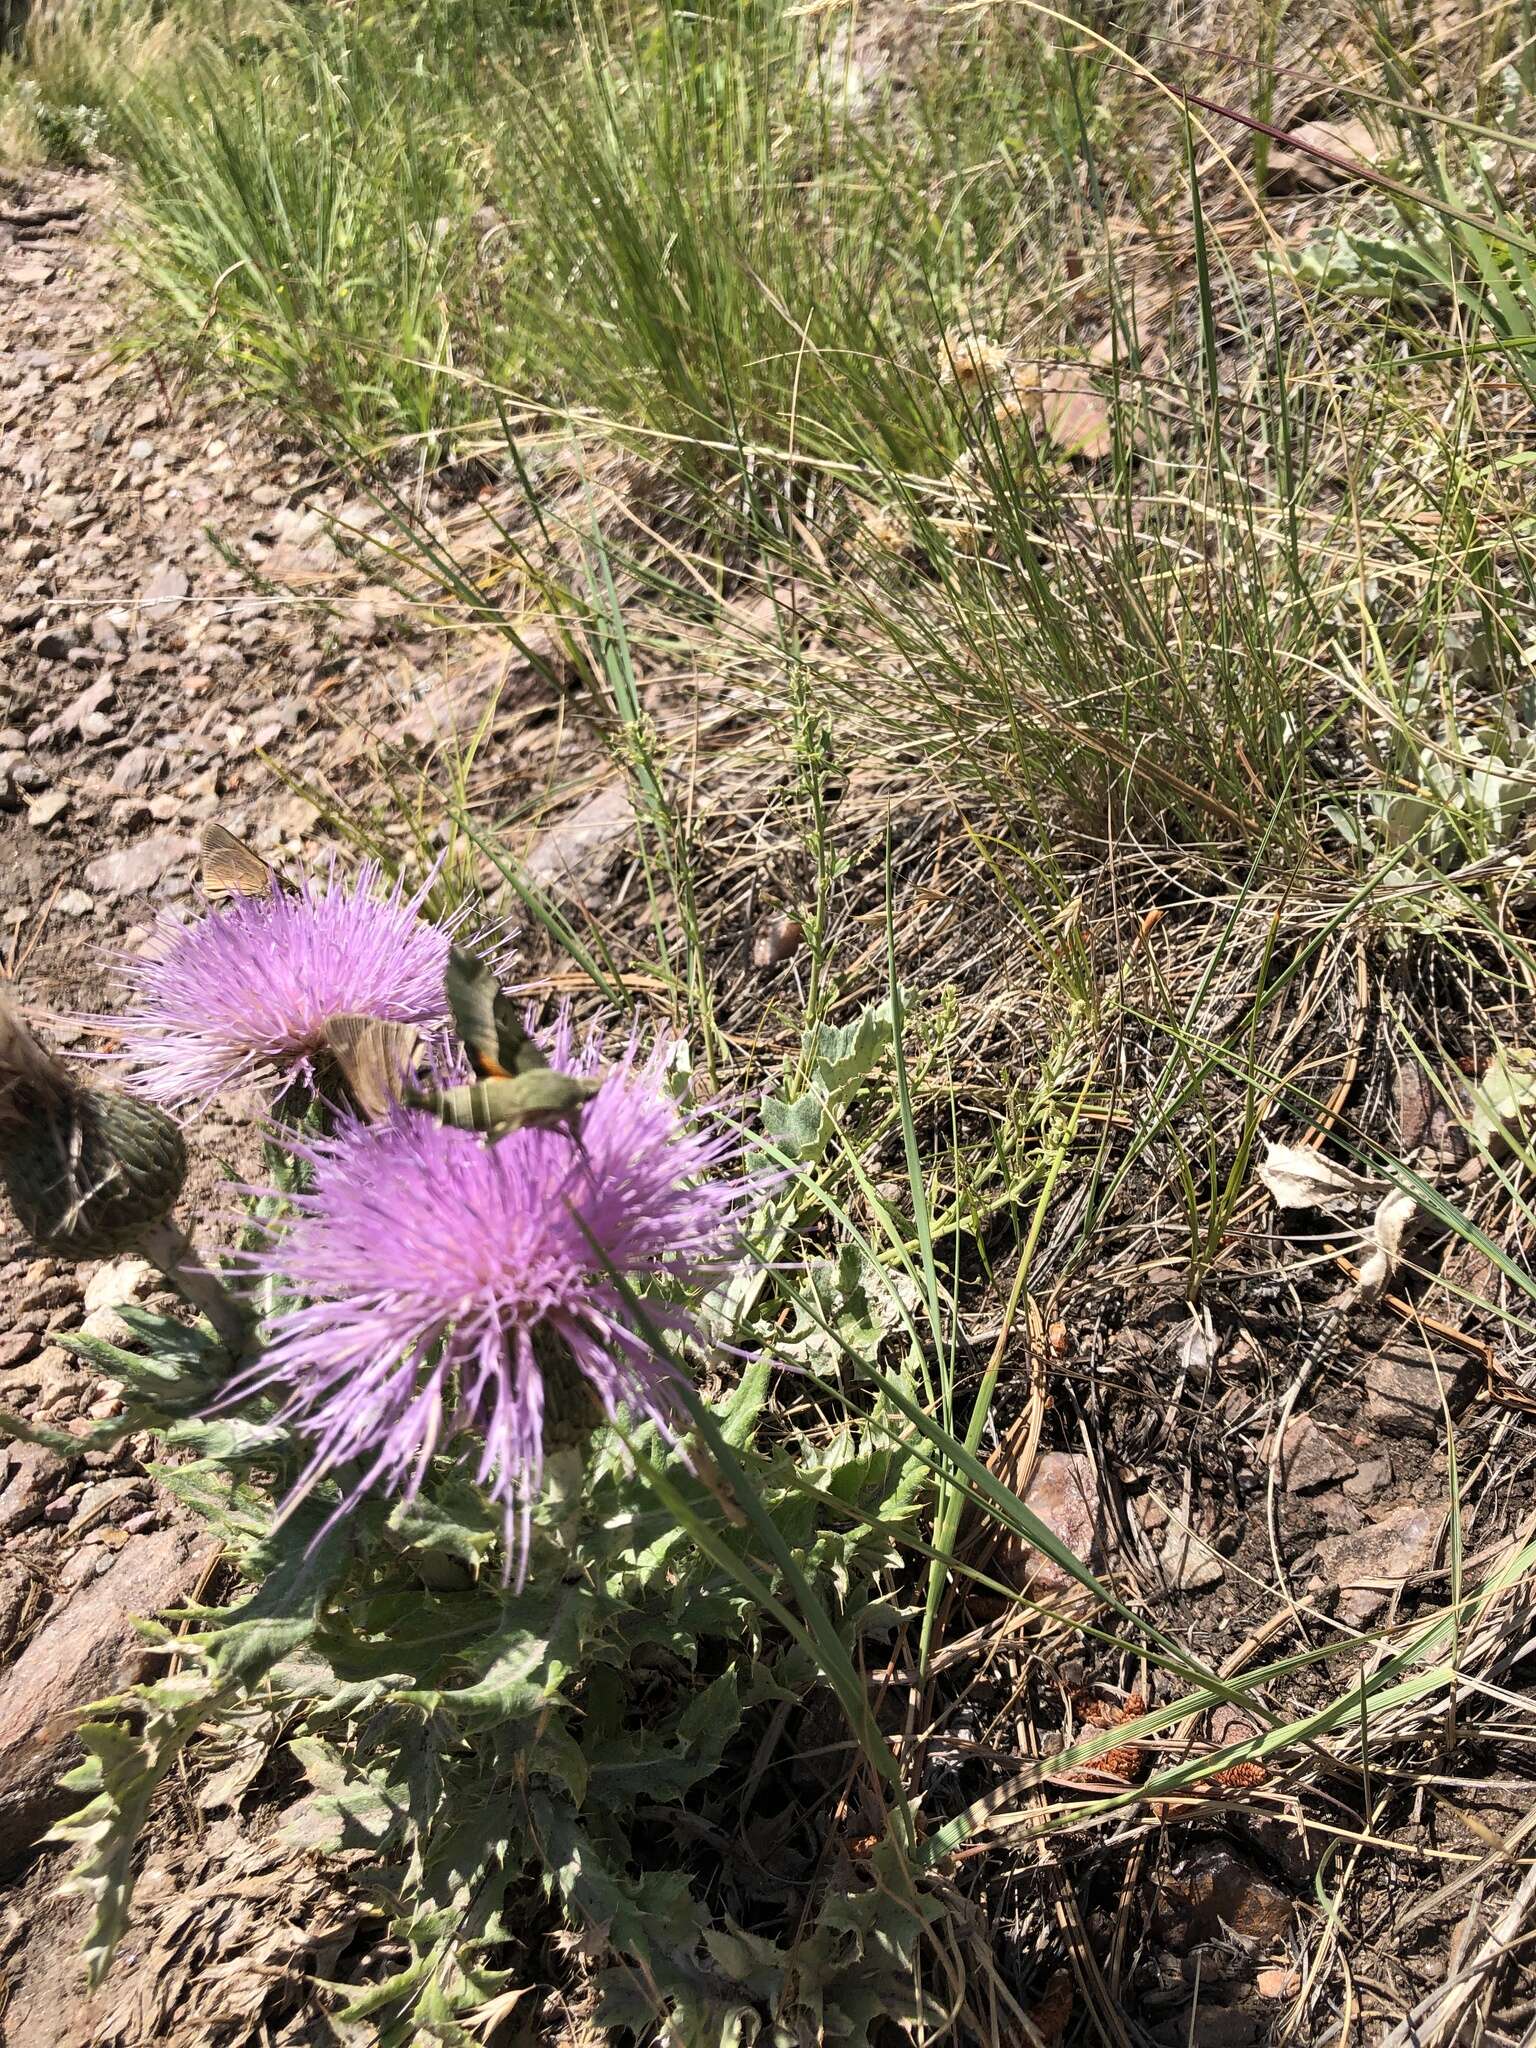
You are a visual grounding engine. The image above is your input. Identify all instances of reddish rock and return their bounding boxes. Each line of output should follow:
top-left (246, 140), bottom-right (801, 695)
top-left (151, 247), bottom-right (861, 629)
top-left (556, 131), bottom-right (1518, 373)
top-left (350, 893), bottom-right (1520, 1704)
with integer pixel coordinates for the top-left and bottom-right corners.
top-left (1277, 1414), bottom-right (1356, 1494)
top-left (1312, 1500), bottom-right (1443, 1626)
top-left (1153, 1846), bottom-right (1294, 1949)
top-left (1364, 1347), bottom-right (1475, 1442)
top-left (995, 1451), bottom-right (1109, 1600)
top-left (0, 1521), bottom-right (221, 1863)
top-left (0, 1441), bottom-right (71, 1538)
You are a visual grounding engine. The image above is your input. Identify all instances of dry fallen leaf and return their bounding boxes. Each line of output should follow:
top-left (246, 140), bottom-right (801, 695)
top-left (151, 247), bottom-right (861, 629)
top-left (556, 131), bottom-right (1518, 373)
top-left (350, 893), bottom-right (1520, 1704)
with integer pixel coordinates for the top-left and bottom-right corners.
top-left (1266, 116), bottom-right (1383, 191)
top-left (1354, 1186), bottom-right (1422, 1303)
top-left (1258, 1140), bottom-right (1378, 1218)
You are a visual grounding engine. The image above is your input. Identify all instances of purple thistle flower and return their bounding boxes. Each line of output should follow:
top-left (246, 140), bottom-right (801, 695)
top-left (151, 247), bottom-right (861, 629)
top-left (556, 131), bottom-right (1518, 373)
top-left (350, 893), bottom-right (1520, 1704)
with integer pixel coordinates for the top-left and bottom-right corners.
top-left (226, 1019), bottom-right (753, 1581)
top-left (109, 857), bottom-right (503, 1111)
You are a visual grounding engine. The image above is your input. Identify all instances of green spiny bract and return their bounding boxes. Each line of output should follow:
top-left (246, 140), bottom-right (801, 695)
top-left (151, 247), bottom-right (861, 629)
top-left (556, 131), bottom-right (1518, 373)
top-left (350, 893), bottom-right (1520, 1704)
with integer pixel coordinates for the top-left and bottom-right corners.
top-left (1, 1088), bottom-right (188, 1261)
top-left (0, 999), bottom-right (187, 1260)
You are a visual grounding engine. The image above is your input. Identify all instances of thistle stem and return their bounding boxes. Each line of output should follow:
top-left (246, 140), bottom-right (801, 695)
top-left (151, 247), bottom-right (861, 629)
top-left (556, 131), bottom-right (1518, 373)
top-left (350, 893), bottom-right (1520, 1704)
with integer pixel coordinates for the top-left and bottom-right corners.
top-left (140, 1219), bottom-right (257, 1360)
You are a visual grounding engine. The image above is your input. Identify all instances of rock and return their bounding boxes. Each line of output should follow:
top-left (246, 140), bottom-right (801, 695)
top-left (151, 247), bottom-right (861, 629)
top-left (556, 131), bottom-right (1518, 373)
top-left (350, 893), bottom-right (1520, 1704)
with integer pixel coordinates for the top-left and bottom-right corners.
top-left (0, 1330), bottom-right (40, 1372)
top-left (110, 744), bottom-right (163, 792)
top-left (1160, 1517), bottom-right (1225, 1591)
top-left (1312, 1500), bottom-right (1443, 1626)
top-left (58, 677), bottom-right (113, 735)
top-left (523, 778), bottom-right (636, 904)
top-left (0, 1521), bottom-right (221, 1863)
top-left (24, 790), bottom-right (69, 828)
top-left (0, 1441), bottom-right (73, 1537)
top-left (140, 561), bottom-right (189, 612)
top-left (1276, 1414), bottom-right (1356, 1494)
top-left (83, 831), bottom-right (194, 898)
top-left (1255, 1967), bottom-right (1302, 2000)
top-left (1153, 1847), bottom-right (1294, 1950)
top-left (56, 888), bottom-right (94, 917)
top-left (994, 1451), bottom-right (1109, 1599)
top-left (83, 1257), bottom-right (154, 1319)
top-left (1364, 1346), bottom-right (1476, 1441)
top-left (31, 624), bottom-right (76, 661)
top-left (1343, 1455), bottom-right (1392, 1500)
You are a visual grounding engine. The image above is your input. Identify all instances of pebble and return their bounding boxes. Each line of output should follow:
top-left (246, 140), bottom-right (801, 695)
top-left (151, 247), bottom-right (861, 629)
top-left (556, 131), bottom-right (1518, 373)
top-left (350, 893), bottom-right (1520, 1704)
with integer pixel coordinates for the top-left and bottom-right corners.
top-left (42, 1495), bottom-right (77, 1524)
top-left (56, 888), bottom-right (94, 917)
top-left (25, 789), bottom-right (69, 827)
top-left (83, 831), bottom-right (194, 898)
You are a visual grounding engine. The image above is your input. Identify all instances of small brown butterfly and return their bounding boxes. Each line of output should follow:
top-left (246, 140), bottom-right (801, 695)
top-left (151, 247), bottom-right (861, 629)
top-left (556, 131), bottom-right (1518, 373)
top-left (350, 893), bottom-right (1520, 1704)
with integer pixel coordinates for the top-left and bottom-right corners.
top-left (320, 1014), bottom-right (423, 1121)
top-left (199, 821), bottom-right (288, 901)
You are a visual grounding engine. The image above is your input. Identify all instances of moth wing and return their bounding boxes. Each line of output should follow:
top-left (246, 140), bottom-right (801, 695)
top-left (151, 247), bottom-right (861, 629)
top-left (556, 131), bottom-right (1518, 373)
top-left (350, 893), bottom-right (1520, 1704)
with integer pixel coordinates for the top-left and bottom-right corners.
top-left (446, 946), bottom-right (545, 1079)
top-left (0, 996), bottom-right (72, 1124)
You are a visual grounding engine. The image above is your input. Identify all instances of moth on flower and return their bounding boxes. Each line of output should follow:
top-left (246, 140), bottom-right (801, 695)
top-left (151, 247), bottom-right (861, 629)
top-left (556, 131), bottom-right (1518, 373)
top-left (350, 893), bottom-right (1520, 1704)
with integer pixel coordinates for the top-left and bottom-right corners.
top-left (228, 1010), bottom-right (756, 1583)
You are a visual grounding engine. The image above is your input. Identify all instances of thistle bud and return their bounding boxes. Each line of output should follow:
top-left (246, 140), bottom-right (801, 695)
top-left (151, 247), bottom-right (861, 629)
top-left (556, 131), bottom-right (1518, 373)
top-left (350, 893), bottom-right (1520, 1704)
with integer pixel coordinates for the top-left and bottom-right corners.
top-left (2, 1086), bottom-right (188, 1262)
top-left (0, 998), bottom-right (187, 1261)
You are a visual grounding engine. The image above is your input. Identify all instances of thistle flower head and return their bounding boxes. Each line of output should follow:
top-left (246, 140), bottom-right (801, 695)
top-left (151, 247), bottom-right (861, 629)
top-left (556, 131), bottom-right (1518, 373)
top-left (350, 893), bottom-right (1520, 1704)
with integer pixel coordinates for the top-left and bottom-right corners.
top-left (109, 857), bottom-right (502, 1111)
top-left (227, 1016), bottom-right (753, 1580)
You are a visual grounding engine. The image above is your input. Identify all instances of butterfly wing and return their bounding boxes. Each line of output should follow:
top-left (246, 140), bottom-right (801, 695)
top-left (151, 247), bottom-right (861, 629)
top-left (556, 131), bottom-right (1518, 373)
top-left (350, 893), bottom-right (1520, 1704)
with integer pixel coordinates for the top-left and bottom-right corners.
top-left (321, 1014), bottom-right (423, 1120)
top-left (200, 821), bottom-right (284, 901)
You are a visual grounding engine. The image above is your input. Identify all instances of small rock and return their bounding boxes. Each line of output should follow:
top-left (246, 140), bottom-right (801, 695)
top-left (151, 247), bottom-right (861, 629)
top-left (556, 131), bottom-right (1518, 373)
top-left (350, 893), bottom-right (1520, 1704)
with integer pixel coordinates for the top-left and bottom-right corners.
top-left (89, 613), bottom-right (124, 655)
top-left (1160, 1517), bottom-right (1225, 1591)
top-left (523, 778), bottom-right (637, 905)
top-left (83, 1257), bottom-right (154, 1319)
top-left (1255, 1967), bottom-right (1302, 2000)
top-left (31, 625), bottom-right (76, 662)
top-left (994, 1451), bottom-right (1108, 1600)
top-left (1277, 1414), bottom-right (1357, 1494)
top-left (42, 1493), bottom-right (76, 1525)
top-left (0, 1331), bottom-right (40, 1372)
top-left (752, 915), bottom-right (805, 969)
top-left (110, 744), bottom-right (163, 792)
top-left (56, 888), bottom-right (94, 917)
top-left (24, 790), bottom-right (69, 828)
top-left (1153, 1847), bottom-right (1294, 1950)
top-left (0, 1443), bottom-right (70, 1538)
top-left (1343, 1455), bottom-right (1392, 1501)
top-left (59, 678), bottom-right (114, 735)
top-left (1313, 1500), bottom-right (1443, 1626)
top-left (83, 832), bottom-right (195, 899)
top-left (1364, 1347), bottom-right (1476, 1441)
top-left (123, 1509), bottom-right (159, 1536)
top-left (140, 561), bottom-right (189, 612)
